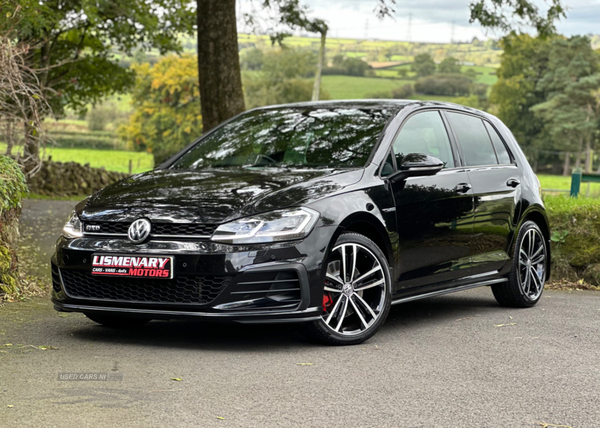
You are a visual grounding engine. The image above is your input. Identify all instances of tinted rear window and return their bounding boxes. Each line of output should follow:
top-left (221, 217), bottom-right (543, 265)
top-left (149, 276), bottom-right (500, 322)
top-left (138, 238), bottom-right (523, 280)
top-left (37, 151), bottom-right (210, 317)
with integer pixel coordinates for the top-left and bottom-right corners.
top-left (446, 112), bottom-right (498, 166)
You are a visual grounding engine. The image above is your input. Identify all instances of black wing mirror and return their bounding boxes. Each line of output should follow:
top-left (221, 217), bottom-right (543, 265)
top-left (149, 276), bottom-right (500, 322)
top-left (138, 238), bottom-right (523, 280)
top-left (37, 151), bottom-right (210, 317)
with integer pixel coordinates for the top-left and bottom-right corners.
top-left (387, 153), bottom-right (444, 183)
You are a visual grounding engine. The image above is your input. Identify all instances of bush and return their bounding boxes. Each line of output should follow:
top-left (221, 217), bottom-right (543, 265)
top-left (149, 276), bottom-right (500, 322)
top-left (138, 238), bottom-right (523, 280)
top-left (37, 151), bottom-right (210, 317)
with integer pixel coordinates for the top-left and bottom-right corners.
top-left (87, 103), bottom-right (118, 131)
top-left (391, 84), bottom-right (414, 99)
top-left (324, 56), bottom-right (372, 77)
top-left (545, 195), bottom-right (600, 286)
top-left (49, 131), bottom-right (125, 150)
top-left (0, 155), bottom-right (27, 298)
top-left (240, 48), bottom-right (264, 71)
top-left (365, 84), bottom-right (414, 100)
top-left (414, 74), bottom-right (472, 96)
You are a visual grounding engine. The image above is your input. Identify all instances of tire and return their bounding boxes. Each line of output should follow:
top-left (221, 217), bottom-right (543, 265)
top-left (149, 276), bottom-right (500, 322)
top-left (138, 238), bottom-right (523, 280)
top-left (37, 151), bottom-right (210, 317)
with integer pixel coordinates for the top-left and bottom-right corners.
top-left (305, 233), bottom-right (392, 345)
top-left (492, 221), bottom-right (547, 308)
top-left (85, 313), bottom-right (152, 328)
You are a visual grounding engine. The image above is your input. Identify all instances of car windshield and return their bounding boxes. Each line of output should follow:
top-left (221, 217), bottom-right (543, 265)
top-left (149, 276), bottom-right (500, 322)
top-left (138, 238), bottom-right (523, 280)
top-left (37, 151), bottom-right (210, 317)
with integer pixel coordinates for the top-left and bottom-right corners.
top-left (170, 106), bottom-right (397, 170)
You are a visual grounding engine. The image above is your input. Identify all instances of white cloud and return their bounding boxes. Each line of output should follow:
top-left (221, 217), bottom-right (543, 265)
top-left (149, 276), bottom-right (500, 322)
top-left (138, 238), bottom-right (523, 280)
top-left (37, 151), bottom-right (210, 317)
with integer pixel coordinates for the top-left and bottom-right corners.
top-left (238, 0), bottom-right (600, 43)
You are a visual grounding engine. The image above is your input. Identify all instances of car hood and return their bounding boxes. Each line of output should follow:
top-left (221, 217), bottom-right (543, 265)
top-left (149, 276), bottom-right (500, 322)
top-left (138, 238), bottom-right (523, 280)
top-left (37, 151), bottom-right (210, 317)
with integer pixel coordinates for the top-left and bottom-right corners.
top-left (79, 167), bottom-right (363, 224)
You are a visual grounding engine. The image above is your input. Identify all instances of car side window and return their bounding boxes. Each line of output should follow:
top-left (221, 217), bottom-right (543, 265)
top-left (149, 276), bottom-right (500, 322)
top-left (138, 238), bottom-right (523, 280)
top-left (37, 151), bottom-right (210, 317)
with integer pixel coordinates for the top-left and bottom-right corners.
top-left (392, 111), bottom-right (455, 168)
top-left (446, 112), bottom-right (498, 167)
top-left (484, 121), bottom-right (512, 164)
top-left (381, 151), bottom-right (395, 177)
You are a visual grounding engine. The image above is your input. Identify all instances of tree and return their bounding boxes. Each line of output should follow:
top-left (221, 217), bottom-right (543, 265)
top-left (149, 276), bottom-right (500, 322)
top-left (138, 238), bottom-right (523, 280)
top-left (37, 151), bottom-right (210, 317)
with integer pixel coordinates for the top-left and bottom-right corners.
top-left (119, 55), bottom-right (202, 165)
top-left (194, 0), bottom-right (565, 133)
top-left (489, 34), bottom-right (553, 150)
top-left (243, 49), bottom-right (329, 109)
top-left (5, 0), bottom-right (195, 163)
top-left (411, 53), bottom-right (436, 77)
top-left (414, 74), bottom-right (472, 97)
top-left (530, 36), bottom-right (600, 169)
top-left (0, 2), bottom-right (50, 172)
top-left (438, 57), bottom-right (461, 74)
top-left (240, 48), bottom-right (265, 71)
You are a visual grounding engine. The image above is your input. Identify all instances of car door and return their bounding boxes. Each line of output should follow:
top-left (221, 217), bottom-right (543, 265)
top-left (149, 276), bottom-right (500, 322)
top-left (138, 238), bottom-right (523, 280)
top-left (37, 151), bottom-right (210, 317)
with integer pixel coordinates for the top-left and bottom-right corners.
top-left (444, 111), bottom-right (521, 277)
top-left (387, 110), bottom-right (474, 289)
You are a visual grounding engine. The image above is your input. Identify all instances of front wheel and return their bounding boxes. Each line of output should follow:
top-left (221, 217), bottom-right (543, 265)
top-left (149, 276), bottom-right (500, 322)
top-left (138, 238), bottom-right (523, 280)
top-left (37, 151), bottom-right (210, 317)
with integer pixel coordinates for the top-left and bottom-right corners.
top-left (492, 221), bottom-right (547, 308)
top-left (305, 233), bottom-right (392, 345)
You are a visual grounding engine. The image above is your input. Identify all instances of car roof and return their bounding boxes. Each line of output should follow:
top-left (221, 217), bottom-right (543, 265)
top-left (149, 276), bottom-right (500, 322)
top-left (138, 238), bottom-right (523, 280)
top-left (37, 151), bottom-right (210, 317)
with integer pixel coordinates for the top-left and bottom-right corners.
top-left (247, 99), bottom-right (485, 117)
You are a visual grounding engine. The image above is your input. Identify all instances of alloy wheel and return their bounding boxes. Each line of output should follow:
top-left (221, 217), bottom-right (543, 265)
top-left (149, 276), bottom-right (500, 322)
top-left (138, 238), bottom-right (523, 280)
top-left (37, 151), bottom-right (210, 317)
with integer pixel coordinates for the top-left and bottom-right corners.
top-left (321, 243), bottom-right (388, 336)
top-left (518, 227), bottom-right (546, 300)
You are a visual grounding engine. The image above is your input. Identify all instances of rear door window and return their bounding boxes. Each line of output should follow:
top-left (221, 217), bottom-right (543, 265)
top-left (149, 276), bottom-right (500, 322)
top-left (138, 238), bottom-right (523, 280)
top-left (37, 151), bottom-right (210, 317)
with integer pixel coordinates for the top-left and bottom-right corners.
top-left (484, 121), bottom-right (512, 164)
top-left (446, 112), bottom-right (498, 167)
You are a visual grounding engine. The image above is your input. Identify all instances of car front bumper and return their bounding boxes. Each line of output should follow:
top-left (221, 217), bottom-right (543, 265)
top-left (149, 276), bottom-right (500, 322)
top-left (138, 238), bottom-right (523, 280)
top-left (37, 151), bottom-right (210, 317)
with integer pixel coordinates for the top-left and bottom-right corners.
top-left (51, 226), bottom-right (336, 323)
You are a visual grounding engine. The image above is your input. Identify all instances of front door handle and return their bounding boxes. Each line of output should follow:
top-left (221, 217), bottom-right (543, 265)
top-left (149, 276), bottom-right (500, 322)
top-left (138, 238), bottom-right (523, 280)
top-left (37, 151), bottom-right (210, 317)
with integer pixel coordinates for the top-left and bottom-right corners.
top-left (454, 183), bottom-right (472, 193)
top-left (507, 178), bottom-right (521, 188)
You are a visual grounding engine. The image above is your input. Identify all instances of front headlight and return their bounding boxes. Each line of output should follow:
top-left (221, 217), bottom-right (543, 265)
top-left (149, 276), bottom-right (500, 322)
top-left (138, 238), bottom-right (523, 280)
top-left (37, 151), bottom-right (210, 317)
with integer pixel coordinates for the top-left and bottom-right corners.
top-left (211, 207), bottom-right (319, 244)
top-left (62, 211), bottom-right (83, 238)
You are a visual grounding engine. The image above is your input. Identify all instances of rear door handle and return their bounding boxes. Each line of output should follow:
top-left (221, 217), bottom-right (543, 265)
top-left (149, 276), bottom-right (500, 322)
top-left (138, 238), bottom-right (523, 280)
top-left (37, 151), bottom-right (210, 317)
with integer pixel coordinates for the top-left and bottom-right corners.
top-left (454, 183), bottom-right (472, 193)
top-left (507, 178), bottom-right (521, 188)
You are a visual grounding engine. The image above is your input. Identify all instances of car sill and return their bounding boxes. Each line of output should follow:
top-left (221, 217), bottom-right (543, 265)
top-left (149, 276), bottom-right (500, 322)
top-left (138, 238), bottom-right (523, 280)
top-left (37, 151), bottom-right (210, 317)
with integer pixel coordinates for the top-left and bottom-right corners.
top-left (391, 278), bottom-right (508, 306)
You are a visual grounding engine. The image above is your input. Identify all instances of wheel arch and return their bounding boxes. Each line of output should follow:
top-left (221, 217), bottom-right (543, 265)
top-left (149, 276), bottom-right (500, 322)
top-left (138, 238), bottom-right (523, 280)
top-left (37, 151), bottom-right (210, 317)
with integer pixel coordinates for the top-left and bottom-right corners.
top-left (519, 206), bottom-right (552, 281)
top-left (333, 212), bottom-right (394, 266)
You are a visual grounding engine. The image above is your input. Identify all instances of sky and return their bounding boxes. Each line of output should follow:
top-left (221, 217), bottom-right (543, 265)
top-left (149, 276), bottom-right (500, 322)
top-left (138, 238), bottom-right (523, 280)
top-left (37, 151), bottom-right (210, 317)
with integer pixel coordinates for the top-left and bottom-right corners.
top-left (237, 0), bottom-right (600, 44)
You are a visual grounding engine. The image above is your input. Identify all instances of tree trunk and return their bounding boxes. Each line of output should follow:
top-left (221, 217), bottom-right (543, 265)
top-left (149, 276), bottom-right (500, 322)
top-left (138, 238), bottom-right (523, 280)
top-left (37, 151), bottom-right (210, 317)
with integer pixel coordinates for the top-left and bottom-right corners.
top-left (585, 135), bottom-right (593, 173)
top-left (575, 135), bottom-right (583, 168)
top-left (312, 29), bottom-right (327, 102)
top-left (3, 119), bottom-right (13, 156)
top-left (22, 119), bottom-right (39, 161)
top-left (196, 0), bottom-right (245, 133)
top-left (562, 151), bottom-right (570, 176)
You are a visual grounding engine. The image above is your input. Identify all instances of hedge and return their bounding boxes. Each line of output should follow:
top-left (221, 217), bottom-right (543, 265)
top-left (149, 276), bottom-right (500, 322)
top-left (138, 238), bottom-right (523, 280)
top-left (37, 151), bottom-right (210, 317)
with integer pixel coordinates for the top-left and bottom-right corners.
top-left (0, 155), bottom-right (28, 297)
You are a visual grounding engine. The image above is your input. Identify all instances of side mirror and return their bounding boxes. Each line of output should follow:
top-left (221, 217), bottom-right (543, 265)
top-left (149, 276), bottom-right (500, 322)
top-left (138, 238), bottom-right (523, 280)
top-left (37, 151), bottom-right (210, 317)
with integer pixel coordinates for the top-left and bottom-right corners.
top-left (388, 153), bottom-right (444, 182)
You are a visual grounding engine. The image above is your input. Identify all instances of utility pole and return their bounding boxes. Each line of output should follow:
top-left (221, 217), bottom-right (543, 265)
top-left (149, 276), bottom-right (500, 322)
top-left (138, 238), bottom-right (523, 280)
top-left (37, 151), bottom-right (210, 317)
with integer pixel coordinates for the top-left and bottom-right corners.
top-left (407, 13), bottom-right (412, 42)
top-left (450, 21), bottom-right (455, 44)
top-left (364, 19), bottom-right (369, 39)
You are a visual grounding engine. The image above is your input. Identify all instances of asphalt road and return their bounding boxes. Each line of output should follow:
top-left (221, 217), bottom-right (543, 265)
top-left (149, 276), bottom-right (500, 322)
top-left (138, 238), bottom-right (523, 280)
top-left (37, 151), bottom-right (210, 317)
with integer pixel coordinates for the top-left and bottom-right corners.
top-left (2, 199), bottom-right (599, 427)
top-left (1, 288), bottom-right (599, 428)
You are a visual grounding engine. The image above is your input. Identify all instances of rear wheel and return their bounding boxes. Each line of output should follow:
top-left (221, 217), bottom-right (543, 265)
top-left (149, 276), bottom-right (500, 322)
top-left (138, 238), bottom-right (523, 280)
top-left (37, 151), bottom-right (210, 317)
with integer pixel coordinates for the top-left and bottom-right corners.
top-left (492, 221), bottom-right (547, 308)
top-left (85, 313), bottom-right (151, 328)
top-left (306, 233), bottom-right (392, 345)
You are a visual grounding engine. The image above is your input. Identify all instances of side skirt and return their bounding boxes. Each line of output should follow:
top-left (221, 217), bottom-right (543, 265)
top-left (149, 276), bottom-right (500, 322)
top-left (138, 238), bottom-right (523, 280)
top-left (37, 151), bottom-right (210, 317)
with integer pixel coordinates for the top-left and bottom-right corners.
top-left (391, 278), bottom-right (507, 306)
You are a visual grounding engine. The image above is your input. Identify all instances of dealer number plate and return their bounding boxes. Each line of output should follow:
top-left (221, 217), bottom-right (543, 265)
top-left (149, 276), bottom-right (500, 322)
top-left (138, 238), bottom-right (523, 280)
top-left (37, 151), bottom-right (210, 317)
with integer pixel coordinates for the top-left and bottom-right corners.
top-left (91, 254), bottom-right (174, 279)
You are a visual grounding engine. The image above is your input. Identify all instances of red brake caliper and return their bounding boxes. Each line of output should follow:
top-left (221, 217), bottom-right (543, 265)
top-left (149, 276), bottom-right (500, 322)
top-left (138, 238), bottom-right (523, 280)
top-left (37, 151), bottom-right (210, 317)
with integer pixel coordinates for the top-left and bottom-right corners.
top-left (323, 292), bottom-right (333, 312)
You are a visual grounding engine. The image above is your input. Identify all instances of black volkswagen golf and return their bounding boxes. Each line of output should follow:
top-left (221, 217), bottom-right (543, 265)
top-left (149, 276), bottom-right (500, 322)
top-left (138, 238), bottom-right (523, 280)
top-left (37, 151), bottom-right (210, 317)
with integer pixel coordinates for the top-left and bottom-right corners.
top-left (52, 100), bottom-right (550, 345)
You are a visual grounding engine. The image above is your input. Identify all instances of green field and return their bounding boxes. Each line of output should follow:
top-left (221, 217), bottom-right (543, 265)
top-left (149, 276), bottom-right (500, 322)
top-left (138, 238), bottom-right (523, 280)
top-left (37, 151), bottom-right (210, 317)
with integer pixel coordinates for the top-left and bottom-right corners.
top-left (538, 174), bottom-right (600, 197)
top-left (0, 143), bottom-right (154, 174)
top-left (321, 75), bottom-right (413, 99)
top-left (460, 65), bottom-right (498, 85)
top-left (235, 33), bottom-right (502, 68)
top-left (320, 75), bottom-right (459, 102)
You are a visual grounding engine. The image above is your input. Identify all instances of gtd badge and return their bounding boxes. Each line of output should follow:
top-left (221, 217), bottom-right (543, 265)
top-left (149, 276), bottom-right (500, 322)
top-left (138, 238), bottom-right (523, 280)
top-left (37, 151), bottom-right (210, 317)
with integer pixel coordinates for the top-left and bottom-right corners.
top-left (128, 219), bottom-right (151, 243)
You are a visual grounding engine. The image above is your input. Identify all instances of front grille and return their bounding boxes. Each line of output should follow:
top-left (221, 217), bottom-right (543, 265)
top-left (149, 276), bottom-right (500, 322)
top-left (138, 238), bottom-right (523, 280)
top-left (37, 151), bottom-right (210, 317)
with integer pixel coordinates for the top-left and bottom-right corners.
top-left (84, 222), bottom-right (129, 235)
top-left (60, 269), bottom-right (230, 304)
top-left (151, 223), bottom-right (217, 236)
top-left (83, 221), bottom-right (218, 238)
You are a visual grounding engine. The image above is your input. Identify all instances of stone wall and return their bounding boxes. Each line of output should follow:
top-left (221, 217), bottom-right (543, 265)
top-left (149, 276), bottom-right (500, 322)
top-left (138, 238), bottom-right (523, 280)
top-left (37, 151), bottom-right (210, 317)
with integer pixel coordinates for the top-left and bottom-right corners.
top-left (27, 161), bottom-right (129, 197)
